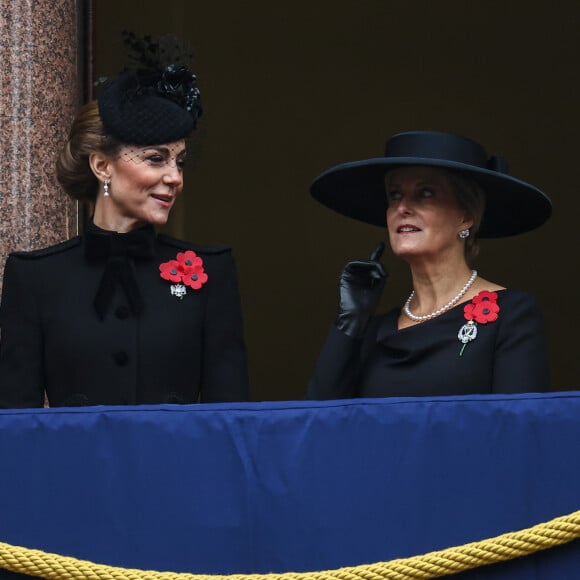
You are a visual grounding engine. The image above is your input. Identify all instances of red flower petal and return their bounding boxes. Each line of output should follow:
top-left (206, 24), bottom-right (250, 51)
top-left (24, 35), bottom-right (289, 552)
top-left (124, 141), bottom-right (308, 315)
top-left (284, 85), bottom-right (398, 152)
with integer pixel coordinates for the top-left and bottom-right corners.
top-left (472, 290), bottom-right (498, 304)
top-left (471, 300), bottom-right (500, 324)
top-left (463, 303), bottom-right (475, 321)
top-left (183, 270), bottom-right (208, 289)
top-left (159, 260), bottom-right (183, 283)
top-left (177, 250), bottom-right (203, 271)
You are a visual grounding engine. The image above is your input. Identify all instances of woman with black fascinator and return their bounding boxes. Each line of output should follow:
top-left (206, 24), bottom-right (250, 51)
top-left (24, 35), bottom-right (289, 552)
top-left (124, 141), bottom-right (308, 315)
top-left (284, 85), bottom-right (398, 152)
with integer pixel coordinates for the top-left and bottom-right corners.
top-left (0, 33), bottom-right (249, 407)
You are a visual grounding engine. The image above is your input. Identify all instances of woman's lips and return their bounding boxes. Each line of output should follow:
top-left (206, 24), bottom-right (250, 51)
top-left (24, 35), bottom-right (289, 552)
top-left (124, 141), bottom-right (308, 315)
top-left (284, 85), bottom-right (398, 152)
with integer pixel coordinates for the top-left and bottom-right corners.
top-left (151, 194), bottom-right (174, 207)
top-left (397, 225), bottom-right (421, 233)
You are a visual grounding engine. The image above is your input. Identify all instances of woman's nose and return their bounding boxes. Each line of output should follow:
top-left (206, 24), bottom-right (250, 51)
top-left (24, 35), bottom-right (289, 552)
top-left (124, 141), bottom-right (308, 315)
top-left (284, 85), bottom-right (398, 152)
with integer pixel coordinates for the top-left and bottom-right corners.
top-left (396, 196), bottom-right (413, 214)
top-left (163, 165), bottom-right (183, 185)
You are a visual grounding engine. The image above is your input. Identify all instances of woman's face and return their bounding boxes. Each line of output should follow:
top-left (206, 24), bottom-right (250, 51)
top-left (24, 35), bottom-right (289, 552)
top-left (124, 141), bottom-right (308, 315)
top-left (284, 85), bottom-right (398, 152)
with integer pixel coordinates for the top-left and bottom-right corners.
top-left (94, 140), bottom-right (186, 232)
top-left (385, 166), bottom-right (472, 262)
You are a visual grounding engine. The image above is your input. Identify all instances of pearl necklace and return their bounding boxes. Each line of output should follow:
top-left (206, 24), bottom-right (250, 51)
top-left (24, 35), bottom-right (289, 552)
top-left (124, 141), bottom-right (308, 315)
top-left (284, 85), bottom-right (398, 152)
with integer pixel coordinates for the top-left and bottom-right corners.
top-left (403, 270), bottom-right (478, 322)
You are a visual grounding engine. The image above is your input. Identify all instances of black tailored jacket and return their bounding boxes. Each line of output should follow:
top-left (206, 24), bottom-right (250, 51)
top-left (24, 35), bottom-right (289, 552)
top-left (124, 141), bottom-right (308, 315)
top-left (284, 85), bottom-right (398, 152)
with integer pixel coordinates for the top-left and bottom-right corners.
top-left (0, 225), bottom-right (249, 407)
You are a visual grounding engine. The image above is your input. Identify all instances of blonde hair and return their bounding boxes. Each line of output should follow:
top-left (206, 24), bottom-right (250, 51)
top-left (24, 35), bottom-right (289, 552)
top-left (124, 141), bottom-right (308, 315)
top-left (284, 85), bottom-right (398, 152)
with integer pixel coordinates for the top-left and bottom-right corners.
top-left (56, 101), bottom-right (123, 202)
top-left (444, 169), bottom-right (486, 262)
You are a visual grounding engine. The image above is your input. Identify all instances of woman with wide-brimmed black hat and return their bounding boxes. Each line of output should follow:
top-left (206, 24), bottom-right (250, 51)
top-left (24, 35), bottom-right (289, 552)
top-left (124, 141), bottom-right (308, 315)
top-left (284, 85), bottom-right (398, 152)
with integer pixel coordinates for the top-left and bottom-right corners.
top-left (0, 33), bottom-right (249, 407)
top-left (307, 130), bottom-right (552, 399)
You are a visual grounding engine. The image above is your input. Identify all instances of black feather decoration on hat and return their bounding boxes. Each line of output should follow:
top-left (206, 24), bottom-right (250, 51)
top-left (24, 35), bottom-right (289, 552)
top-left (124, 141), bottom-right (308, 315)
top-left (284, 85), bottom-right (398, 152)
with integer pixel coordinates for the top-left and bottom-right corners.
top-left (98, 31), bottom-right (203, 145)
top-left (123, 31), bottom-right (192, 71)
top-left (121, 30), bottom-right (203, 117)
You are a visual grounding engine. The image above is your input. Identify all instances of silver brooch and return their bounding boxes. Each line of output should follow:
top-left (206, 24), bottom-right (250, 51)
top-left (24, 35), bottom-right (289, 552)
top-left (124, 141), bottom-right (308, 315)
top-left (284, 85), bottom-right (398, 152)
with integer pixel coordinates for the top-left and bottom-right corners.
top-left (458, 320), bottom-right (478, 343)
top-left (170, 284), bottom-right (187, 299)
top-left (458, 320), bottom-right (478, 356)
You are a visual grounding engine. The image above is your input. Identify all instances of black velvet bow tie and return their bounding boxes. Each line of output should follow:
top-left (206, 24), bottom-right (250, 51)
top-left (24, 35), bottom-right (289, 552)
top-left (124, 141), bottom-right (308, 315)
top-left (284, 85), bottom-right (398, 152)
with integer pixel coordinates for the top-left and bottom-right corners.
top-left (85, 225), bottom-right (156, 261)
top-left (84, 224), bottom-right (156, 320)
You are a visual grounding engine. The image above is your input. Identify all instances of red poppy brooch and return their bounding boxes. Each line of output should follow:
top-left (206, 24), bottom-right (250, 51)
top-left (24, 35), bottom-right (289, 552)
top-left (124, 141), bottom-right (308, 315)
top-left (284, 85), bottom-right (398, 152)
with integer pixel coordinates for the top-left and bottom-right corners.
top-left (458, 291), bottom-right (500, 356)
top-left (159, 250), bottom-right (208, 299)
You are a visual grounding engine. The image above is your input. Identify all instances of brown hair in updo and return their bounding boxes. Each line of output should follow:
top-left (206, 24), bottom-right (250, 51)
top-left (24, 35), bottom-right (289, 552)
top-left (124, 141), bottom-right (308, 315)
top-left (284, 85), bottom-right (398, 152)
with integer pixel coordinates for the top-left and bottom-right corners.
top-left (56, 101), bottom-right (123, 203)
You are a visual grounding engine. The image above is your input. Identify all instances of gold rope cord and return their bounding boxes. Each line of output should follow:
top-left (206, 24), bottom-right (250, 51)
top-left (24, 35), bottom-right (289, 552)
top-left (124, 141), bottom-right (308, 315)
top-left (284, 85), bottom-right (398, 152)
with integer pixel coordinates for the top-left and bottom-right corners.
top-left (1, 509), bottom-right (580, 580)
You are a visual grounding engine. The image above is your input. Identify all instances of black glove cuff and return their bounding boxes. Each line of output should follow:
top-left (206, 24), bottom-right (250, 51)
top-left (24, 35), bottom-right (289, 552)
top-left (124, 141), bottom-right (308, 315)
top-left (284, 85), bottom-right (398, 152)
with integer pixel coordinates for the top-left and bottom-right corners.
top-left (335, 311), bottom-right (370, 339)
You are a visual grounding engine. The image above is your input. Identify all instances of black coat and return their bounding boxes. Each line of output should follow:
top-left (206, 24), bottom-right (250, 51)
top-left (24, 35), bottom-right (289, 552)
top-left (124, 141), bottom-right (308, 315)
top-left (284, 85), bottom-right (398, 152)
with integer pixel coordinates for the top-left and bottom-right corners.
top-left (307, 288), bottom-right (550, 399)
top-left (0, 224), bottom-right (249, 407)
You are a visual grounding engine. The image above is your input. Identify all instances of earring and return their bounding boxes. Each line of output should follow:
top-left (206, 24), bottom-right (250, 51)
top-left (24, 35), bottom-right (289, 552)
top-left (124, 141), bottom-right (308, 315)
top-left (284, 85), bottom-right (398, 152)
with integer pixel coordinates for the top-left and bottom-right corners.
top-left (458, 228), bottom-right (470, 239)
top-left (103, 179), bottom-right (110, 197)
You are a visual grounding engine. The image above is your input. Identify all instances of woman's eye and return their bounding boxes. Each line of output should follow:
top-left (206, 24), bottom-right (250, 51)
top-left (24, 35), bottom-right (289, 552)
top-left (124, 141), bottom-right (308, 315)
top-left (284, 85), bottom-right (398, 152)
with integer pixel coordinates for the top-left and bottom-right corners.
top-left (177, 159), bottom-right (187, 169)
top-left (420, 188), bottom-right (434, 198)
top-left (147, 155), bottom-right (165, 164)
top-left (387, 191), bottom-right (401, 202)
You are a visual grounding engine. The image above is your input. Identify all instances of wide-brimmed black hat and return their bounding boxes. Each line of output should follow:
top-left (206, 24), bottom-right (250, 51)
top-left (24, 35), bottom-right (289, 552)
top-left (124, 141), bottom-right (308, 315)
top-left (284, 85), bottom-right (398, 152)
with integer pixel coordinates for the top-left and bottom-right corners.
top-left (98, 32), bottom-right (203, 145)
top-left (310, 130), bottom-right (552, 238)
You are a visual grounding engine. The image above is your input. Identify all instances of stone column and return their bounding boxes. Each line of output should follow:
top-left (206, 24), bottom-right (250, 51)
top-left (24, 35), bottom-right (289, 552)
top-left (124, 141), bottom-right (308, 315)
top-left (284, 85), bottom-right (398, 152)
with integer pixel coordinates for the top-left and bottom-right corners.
top-left (0, 0), bottom-right (79, 292)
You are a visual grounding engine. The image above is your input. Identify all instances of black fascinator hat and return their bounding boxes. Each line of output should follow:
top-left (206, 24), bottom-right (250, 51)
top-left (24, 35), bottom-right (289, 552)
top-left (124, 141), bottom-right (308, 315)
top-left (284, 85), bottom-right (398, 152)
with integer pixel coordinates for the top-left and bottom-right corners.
top-left (98, 31), bottom-right (203, 145)
top-left (310, 131), bottom-right (552, 238)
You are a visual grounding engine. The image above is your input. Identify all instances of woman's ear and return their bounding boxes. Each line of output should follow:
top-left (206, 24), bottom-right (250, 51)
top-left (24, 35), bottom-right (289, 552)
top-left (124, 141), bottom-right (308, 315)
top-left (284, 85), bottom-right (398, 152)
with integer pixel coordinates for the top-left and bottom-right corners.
top-left (461, 214), bottom-right (475, 230)
top-left (89, 151), bottom-right (111, 182)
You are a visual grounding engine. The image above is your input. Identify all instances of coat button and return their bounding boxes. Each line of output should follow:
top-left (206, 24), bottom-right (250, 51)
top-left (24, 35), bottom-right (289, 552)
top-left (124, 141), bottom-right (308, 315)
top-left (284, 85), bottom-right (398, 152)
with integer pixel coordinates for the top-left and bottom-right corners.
top-left (115, 306), bottom-right (130, 319)
top-left (113, 351), bottom-right (129, 366)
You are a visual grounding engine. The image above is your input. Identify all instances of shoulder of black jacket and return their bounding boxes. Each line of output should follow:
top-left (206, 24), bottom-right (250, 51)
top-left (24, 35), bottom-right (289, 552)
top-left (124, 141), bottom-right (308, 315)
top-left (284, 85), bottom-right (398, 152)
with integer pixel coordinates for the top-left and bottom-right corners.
top-left (157, 234), bottom-right (232, 255)
top-left (8, 237), bottom-right (82, 260)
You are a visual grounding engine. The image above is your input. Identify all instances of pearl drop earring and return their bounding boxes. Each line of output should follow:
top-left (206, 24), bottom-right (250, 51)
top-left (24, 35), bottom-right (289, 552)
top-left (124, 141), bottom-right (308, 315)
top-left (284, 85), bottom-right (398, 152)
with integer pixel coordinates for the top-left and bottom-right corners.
top-left (103, 179), bottom-right (110, 197)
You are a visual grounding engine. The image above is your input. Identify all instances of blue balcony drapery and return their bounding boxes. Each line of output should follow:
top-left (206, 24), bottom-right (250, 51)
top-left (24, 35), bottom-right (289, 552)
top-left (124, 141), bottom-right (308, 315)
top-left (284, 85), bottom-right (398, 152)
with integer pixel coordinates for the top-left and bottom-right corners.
top-left (1, 392), bottom-right (580, 579)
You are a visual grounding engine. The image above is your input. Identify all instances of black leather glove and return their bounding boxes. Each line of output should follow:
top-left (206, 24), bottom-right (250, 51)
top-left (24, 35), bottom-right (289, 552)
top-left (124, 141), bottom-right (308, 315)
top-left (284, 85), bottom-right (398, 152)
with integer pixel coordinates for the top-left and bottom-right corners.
top-left (335, 242), bottom-right (388, 338)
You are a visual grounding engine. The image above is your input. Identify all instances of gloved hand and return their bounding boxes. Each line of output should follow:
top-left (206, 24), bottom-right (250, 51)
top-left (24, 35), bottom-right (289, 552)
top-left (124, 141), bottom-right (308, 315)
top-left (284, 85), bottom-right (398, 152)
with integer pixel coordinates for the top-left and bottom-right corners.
top-left (335, 242), bottom-right (388, 338)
